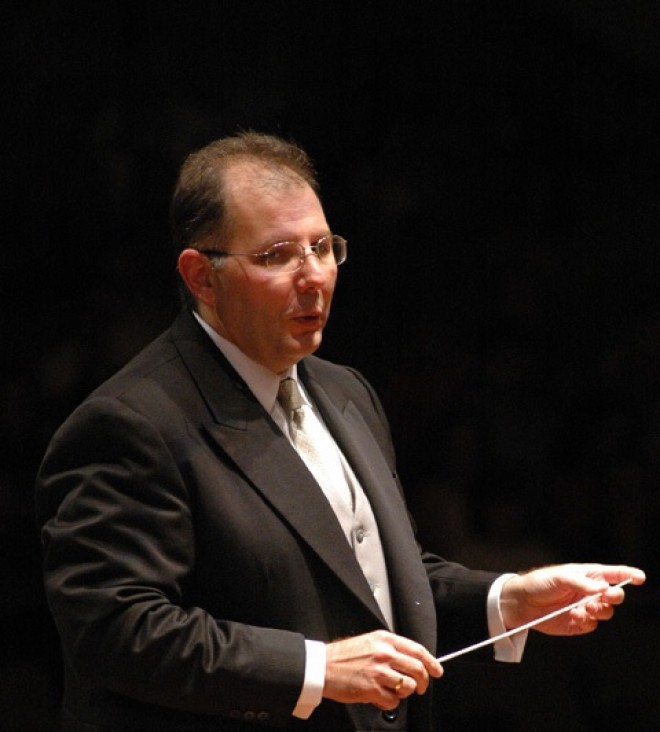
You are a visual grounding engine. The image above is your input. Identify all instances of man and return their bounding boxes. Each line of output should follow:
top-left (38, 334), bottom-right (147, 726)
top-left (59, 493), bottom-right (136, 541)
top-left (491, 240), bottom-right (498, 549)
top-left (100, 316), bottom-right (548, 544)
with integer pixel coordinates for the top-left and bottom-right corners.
top-left (36, 132), bottom-right (644, 732)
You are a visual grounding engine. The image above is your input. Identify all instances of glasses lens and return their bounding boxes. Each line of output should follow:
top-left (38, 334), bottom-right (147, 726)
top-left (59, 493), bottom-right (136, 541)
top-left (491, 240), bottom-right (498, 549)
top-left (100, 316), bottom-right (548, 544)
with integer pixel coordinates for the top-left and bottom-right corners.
top-left (263, 242), bottom-right (300, 272)
top-left (314, 236), bottom-right (334, 260)
top-left (261, 237), bottom-right (347, 274)
top-left (332, 236), bottom-right (347, 265)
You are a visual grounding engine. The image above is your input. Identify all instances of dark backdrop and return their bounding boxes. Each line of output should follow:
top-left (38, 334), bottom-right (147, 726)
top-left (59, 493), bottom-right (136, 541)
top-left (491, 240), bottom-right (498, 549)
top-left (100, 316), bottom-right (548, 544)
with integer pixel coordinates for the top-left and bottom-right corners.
top-left (2, 2), bottom-right (659, 730)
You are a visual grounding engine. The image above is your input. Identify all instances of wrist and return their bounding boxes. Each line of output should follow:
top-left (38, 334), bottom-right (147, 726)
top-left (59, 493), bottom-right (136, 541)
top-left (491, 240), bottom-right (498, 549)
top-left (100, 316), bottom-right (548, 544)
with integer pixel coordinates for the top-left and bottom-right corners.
top-left (499, 573), bottom-right (525, 629)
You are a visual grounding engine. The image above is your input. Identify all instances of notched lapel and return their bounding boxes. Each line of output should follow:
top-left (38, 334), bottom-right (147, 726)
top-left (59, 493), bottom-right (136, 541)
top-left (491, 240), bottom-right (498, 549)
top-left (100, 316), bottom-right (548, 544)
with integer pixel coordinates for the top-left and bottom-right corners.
top-left (204, 417), bottom-right (387, 626)
top-left (303, 370), bottom-right (437, 651)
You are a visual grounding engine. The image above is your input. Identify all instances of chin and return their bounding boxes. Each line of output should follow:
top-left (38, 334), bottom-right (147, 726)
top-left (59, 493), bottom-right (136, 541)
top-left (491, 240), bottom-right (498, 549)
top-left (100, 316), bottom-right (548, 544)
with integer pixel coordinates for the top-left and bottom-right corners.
top-left (292, 333), bottom-right (323, 361)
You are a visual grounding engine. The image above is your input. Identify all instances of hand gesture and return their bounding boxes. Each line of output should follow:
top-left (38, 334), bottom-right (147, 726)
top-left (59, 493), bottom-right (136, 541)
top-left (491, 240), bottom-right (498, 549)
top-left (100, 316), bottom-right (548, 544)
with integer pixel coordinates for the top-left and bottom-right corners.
top-left (323, 630), bottom-right (443, 710)
top-left (500, 563), bottom-right (645, 636)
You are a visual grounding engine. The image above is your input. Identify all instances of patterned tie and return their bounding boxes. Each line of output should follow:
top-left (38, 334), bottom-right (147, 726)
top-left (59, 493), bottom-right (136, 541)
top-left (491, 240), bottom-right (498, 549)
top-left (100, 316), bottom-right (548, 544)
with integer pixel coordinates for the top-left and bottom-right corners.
top-left (277, 378), bottom-right (354, 524)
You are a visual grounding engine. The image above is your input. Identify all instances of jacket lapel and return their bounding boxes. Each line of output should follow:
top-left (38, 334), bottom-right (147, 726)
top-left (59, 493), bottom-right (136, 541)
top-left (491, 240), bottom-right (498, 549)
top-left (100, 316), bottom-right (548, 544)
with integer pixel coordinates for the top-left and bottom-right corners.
top-left (171, 312), bottom-right (386, 626)
top-left (302, 363), bottom-right (437, 652)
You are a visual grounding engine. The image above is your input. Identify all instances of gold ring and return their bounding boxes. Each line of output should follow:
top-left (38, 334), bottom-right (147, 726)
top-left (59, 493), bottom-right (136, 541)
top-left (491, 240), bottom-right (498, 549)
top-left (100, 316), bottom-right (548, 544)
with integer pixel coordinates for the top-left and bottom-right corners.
top-left (393, 676), bottom-right (404, 692)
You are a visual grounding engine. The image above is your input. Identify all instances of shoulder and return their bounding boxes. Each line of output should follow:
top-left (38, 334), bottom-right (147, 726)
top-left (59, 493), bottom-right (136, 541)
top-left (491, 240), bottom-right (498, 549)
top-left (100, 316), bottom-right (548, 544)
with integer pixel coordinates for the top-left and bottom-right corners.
top-left (90, 309), bottom-right (198, 400)
top-left (42, 311), bottom-right (210, 461)
top-left (79, 308), bottom-right (215, 417)
top-left (302, 354), bottom-right (378, 402)
top-left (301, 354), bottom-right (394, 446)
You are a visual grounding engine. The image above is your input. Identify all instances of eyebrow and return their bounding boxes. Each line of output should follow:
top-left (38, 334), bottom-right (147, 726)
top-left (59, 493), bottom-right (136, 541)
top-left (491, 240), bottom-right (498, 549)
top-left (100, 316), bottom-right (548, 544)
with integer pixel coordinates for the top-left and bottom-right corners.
top-left (261, 231), bottom-right (332, 248)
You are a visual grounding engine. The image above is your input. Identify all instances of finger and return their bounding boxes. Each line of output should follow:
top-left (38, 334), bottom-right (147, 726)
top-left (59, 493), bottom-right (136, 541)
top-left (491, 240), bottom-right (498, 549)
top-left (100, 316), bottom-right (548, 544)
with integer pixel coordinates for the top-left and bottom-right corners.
top-left (582, 599), bottom-right (615, 621)
top-left (557, 570), bottom-right (630, 602)
top-left (374, 698), bottom-right (401, 712)
top-left (387, 662), bottom-right (429, 695)
top-left (569, 597), bottom-right (616, 629)
top-left (385, 669), bottom-right (436, 701)
top-left (372, 674), bottom-right (412, 710)
top-left (386, 657), bottom-right (444, 697)
top-left (583, 564), bottom-right (646, 587)
top-left (391, 637), bottom-right (443, 679)
top-left (599, 587), bottom-right (626, 606)
top-left (561, 570), bottom-right (610, 596)
top-left (388, 655), bottom-right (438, 695)
top-left (593, 604), bottom-right (615, 621)
top-left (389, 674), bottom-right (414, 699)
top-left (569, 616), bottom-right (599, 635)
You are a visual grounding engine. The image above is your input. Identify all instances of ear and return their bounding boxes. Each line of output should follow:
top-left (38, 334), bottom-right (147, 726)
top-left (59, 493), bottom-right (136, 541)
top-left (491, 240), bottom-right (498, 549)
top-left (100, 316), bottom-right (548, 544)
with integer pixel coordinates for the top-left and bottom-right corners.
top-left (177, 249), bottom-right (218, 306)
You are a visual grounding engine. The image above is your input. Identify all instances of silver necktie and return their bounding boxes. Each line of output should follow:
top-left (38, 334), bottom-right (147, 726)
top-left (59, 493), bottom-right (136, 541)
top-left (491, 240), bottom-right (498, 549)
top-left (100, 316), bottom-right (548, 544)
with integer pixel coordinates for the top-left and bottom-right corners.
top-left (278, 378), bottom-right (354, 522)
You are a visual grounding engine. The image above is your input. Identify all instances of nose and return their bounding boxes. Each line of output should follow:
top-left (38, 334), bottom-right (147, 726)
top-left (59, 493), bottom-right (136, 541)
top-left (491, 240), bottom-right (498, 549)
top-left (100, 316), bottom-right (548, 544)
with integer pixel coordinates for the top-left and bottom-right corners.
top-left (296, 247), bottom-right (331, 288)
top-left (301, 244), bottom-right (325, 264)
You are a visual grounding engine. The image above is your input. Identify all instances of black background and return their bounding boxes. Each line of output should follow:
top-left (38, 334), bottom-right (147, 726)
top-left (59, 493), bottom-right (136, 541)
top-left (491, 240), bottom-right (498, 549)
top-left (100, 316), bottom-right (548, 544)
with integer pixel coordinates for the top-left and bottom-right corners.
top-left (2, 2), bottom-right (659, 729)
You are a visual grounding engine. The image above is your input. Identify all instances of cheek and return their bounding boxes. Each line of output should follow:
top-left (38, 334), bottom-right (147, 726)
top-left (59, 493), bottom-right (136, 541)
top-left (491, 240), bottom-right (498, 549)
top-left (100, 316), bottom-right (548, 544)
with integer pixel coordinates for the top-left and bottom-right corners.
top-left (236, 273), bottom-right (300, 328)
top-left (325, 267), bottom-right (338, 290)
top-left (322, 278), bottom-right (337, 305)
top-left (259, 282), bottom-right (297, 314)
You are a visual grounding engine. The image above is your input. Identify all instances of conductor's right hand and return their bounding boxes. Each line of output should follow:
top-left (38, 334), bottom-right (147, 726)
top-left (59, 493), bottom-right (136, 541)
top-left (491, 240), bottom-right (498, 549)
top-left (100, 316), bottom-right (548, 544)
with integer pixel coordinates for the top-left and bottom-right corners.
top-left (323, 630), bottom-right (443, 710)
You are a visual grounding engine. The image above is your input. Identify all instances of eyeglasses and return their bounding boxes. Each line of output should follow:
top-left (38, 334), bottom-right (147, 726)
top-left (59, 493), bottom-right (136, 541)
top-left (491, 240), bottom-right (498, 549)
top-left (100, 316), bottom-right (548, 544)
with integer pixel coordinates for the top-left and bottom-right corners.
top-left (197, 235), bottom-right (347, 276)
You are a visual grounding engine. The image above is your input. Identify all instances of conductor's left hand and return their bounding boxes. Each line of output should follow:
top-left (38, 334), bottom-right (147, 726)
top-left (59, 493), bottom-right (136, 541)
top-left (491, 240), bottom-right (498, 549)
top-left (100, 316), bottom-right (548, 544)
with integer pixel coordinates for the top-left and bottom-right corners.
top-left (500, 563), bottom-right (646, 636)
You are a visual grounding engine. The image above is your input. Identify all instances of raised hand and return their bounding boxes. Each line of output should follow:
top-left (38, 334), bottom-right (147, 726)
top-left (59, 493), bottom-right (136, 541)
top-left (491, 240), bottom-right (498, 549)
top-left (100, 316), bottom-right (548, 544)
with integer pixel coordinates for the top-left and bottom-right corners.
top-left (500, 563), bottom-right (646, 636)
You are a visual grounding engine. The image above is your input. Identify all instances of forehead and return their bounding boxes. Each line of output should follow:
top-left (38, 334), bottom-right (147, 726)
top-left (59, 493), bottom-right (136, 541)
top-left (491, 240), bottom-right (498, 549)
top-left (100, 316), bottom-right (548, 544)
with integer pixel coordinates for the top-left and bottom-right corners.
top-left (224, 160), bottom-right (307, 202)
top-left (223, 160), bottom-right (326, 239)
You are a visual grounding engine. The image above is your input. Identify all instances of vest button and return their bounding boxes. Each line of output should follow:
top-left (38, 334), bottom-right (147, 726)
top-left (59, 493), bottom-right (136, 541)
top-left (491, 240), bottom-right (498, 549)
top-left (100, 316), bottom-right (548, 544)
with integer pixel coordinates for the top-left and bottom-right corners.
top-left (382, 707), bottom-right (399, 722)
top-left (355, 527), bottom-right (366, 543)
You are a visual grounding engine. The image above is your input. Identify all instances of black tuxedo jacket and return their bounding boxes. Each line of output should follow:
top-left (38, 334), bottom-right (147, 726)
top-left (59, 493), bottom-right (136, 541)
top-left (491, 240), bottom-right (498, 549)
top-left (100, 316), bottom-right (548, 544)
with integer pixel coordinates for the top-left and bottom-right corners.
top-left (36, 308), bottom-right (499, 732)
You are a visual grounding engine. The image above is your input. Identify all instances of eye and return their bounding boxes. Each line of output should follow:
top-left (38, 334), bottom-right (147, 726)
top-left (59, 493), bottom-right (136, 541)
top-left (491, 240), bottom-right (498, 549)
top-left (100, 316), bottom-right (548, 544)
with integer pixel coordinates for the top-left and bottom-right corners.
top-left (315, 236), bottom-right (333, 258)
top-left (261, 242), bottom-right (297, 268)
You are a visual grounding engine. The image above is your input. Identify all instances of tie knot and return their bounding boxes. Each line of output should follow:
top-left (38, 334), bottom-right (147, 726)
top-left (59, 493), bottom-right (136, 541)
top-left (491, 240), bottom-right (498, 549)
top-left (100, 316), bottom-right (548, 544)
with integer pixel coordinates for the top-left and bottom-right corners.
top-left (278, 377), bottom-right (304, 415)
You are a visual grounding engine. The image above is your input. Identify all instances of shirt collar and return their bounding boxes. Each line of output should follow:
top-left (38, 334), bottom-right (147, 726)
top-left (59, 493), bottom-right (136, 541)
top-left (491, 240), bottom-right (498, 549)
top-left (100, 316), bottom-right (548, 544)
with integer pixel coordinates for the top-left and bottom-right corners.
top-left (193, 311), bottom-right (298, 414)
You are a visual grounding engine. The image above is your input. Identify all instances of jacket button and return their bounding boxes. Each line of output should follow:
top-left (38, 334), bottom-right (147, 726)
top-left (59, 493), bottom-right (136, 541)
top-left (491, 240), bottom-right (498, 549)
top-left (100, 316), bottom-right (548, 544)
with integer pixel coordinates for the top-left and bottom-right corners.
top-left (382, 707), bottom-right (399, 723)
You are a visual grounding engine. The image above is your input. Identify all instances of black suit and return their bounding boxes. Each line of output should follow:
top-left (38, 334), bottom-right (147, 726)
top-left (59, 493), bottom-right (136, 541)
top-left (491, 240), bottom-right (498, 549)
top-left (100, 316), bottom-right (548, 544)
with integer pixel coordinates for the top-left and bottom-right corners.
top-left (36, 308), bottom-right (499, 731)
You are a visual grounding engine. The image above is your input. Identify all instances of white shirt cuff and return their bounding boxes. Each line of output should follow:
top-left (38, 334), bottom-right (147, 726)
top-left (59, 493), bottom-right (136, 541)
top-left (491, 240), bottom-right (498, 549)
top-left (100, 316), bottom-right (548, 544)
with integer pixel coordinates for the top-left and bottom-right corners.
top-left (487, 573), bottom-right (527, 663)
top-left (292, 640), bottom-right (326, 719)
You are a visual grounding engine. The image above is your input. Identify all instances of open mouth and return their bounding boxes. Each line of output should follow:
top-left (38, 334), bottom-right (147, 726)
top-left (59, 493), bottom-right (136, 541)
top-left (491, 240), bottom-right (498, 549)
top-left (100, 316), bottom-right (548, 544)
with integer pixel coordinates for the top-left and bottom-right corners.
top-left (293, 313), bottom-right (323, 327)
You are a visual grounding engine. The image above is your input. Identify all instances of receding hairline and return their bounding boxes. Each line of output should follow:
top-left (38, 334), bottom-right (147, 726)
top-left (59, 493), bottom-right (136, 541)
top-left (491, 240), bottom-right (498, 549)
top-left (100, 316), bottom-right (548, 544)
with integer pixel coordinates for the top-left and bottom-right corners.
top-left (222, 157), bottom-right (314, 198)
top-left (211, 158), bottom-right (317, 244)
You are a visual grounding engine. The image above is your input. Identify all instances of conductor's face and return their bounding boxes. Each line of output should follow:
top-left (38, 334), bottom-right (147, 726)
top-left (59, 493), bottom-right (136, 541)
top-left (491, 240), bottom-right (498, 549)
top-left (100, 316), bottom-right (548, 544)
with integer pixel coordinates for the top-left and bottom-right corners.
top-left (201, 163), bottom-right (337, 373)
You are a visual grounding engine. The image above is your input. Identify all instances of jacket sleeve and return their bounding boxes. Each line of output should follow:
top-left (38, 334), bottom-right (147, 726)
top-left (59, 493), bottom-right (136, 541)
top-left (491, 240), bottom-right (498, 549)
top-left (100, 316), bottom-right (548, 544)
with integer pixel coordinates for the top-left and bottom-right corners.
top-left (36, 395), bottom-right (306, 722)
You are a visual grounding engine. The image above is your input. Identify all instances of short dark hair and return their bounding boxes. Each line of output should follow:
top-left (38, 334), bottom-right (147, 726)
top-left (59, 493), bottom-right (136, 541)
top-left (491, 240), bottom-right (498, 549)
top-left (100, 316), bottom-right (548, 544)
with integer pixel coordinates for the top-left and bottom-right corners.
top-left (170, 131), bottom-right (318, 255)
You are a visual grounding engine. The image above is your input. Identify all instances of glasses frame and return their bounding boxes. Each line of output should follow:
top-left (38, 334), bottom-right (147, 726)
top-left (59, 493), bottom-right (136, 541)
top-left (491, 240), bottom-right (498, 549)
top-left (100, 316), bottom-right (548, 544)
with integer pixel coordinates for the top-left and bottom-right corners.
top-left (197, 235), bottom-right (347, 276)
